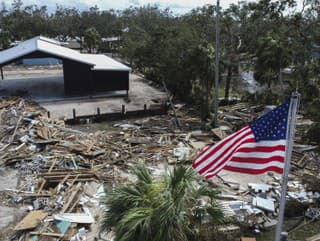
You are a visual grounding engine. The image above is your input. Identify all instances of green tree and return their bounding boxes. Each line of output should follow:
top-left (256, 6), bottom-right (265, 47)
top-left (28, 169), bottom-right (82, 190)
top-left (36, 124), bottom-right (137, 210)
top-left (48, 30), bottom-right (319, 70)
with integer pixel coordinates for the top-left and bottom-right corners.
top-left (220, 4), bottom-right (242, 102)
top-left (50, 5), bottom-right (81, 40)
top-left (0, 30), bottom-right (10, 49)
top-left (83, 27), bottom-right (101, 53)
top-left (254, 33), bottom-right (291, 89)
top-left (102, 165), bottom-right (224, 241)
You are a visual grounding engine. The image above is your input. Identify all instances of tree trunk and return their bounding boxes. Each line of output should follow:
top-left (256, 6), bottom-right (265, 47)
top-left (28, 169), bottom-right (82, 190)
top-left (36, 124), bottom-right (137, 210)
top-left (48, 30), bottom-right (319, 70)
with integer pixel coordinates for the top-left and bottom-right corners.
top-left (206, 77), bottom-right (209, 118)
top-left (224, 64), bottom-right (232, 102)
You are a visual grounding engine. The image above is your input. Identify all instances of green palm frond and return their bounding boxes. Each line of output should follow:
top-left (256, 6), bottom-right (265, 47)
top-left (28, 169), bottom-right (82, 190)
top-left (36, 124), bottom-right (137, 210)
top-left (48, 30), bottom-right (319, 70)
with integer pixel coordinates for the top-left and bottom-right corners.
top-left (196, 185), bottom-right (221, 202)
top-left (116, 207), bottom-right (154, 241)
top-left (206, 205), bottom-right (225, 225)
top-left (130, 164), bottom-right (153, 184)
top-left (102, 164), bottom-right (225, 241)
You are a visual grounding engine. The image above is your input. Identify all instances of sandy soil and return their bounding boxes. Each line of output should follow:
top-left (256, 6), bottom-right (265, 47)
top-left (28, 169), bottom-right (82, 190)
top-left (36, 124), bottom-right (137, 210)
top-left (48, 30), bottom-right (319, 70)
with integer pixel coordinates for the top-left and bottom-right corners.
top-left (213, 170), bottom-right (281, 191)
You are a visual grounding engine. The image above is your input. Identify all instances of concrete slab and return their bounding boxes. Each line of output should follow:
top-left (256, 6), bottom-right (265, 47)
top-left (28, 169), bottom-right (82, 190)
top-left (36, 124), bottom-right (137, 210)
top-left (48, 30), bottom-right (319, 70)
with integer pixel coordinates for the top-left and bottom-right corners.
top-left (0, 66), bottom-right (167, 120)
top-left (0, 168), bottom-right (18, 191)
top-left (0, 206), bottom-right (19, 229)
top-left (0, 205), bottom-right (26, 241)
top-left (0, 75), bottom-right (65, 100)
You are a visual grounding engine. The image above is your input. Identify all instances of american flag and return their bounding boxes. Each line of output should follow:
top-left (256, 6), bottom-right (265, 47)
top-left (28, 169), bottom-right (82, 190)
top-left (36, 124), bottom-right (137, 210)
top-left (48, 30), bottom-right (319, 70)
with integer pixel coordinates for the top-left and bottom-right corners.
top-left (193, 100), bottom-right (291, 179)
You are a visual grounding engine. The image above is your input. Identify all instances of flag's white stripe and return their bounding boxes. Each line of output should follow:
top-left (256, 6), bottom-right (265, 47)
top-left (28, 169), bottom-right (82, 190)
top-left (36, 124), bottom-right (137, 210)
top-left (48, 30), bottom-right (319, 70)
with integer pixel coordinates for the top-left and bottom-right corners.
top-left (233, 150), bottom-right (285, 158)
top-left (239, 140), bottom-right (286, 148)
top-left (224, 161), bottom-right (285, 170)
top-left (206, 160), bottom-right (285, 177)
top-left (196, 133), bottom-right (255, 175)
top-left (194, 126), bottom-right (249, 164)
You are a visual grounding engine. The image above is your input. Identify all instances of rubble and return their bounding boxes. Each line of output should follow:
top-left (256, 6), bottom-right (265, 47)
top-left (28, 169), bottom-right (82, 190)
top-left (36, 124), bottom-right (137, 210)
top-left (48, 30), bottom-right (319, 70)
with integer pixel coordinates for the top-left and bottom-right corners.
top-left (0, 97), bottom-right (319, 240)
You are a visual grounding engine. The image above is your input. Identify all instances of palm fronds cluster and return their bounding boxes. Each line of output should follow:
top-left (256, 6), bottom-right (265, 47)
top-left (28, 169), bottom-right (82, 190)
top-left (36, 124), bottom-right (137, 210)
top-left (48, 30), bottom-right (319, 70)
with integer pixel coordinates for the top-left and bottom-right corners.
top-left (102, 165), bottom-right (224, 241)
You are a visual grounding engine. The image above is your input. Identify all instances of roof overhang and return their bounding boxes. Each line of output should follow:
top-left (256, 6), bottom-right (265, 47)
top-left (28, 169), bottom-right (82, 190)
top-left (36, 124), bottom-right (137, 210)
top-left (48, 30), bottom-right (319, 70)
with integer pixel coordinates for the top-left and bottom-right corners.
top-left (0, 36), bottom-right (131, 71)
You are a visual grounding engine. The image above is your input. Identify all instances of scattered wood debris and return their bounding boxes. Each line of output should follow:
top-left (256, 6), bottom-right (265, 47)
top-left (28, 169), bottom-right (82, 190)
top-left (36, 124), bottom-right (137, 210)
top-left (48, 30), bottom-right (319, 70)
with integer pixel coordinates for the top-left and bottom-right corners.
top-left (0, 97), bottom-right (319, 240)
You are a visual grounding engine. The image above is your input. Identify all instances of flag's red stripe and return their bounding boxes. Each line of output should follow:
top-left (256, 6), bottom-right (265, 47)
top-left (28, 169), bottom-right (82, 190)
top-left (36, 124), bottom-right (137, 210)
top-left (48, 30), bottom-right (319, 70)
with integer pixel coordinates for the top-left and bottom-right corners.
top-left (236, 145), bottom-right (286, 153)
top-left (192, 127), bottom-right (248, 168)
top-left (193, 126), bottom-right (250, 168)
top-left (229, 155), bottom-right (285, 164)
top-left (220, 165), bottom-right (284, 175)
top-left (198, 133), bottom-right (254, 174)
top-left (199, 136), bottom-right (255, 175)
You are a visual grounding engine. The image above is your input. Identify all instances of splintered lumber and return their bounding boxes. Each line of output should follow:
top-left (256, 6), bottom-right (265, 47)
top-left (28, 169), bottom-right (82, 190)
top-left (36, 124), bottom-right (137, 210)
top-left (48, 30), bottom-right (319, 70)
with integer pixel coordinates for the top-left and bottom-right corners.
top-left (61, 182), bottom-right (82, 213)
top-left (10, 116), bottom-right (22, 143)
top-left (36, 126), bottom-right (51, 140)
top-left (38, 168), bottom-right (96, 175)
top-left (38, 159), bottom-right (57, 194)
top-left (58, 174), bottom-right (71, 186)
top-left (47, 178), bottom-right (96, 183)
top-left (39, 168), bottom-right (100, 183)
top-left (14, 210), bottom-right (48, 231)
top-left (29, 231), bottom-right (64, 237)
top-left (69, 174), bottom-right (80, 186)
top-left (21, 194), bottom-right (52, 199)
top-left (44, 174), bottom-right (96, 179)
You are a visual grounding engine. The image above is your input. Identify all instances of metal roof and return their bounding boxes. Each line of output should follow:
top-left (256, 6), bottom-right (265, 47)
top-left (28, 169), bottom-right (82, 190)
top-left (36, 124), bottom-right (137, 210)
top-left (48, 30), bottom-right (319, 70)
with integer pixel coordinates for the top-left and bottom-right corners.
top-left (0, 36), bottom-right (131, 71)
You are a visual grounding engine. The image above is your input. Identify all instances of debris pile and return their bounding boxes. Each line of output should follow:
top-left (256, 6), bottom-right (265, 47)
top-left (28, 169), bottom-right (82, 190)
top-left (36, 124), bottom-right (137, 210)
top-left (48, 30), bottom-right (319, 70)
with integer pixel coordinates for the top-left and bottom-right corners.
top-left (0, 97), bottom-right (319, 240)
top-left (0, 97), bottom-right (210, 240)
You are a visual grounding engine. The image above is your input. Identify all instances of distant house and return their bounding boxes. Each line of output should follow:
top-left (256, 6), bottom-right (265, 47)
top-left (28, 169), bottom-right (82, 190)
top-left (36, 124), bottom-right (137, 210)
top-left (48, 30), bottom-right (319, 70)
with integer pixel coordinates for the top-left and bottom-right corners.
top-left (63, 39), bottom-right (81, 51)
top-left (101, 36), bottom-right (121, 53)
top-left (0, 36), bottom-right (131, 96)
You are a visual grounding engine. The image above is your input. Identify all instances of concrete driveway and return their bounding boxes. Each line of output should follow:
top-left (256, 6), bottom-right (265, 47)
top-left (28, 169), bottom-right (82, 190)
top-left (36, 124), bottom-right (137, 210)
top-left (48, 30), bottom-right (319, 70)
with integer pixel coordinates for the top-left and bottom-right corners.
top-left (0, 66), bottom-right (167, 119)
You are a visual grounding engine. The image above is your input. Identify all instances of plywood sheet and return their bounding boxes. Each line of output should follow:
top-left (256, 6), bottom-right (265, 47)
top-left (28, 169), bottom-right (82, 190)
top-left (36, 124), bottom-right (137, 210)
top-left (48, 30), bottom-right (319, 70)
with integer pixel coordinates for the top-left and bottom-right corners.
top-left (14, 210), bottom-right (48, 231)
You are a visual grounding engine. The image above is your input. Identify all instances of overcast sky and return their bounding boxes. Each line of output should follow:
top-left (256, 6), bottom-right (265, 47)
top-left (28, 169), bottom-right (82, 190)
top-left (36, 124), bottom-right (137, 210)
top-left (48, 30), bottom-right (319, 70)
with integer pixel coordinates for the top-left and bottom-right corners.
top-left (2, 0), bottom-right (304, 14)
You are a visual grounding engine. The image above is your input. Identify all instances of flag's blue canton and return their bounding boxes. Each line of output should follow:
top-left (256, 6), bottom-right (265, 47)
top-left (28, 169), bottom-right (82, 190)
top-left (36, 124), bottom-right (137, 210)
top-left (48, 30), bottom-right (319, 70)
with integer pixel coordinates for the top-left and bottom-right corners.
top-left (249, 100), bottom-right (290, 142)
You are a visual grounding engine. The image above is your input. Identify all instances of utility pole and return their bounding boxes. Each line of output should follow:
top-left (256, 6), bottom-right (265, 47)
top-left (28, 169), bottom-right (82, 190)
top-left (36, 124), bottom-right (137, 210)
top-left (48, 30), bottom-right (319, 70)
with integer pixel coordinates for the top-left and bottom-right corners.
top-left (213, 0), bottom-right (220, 127)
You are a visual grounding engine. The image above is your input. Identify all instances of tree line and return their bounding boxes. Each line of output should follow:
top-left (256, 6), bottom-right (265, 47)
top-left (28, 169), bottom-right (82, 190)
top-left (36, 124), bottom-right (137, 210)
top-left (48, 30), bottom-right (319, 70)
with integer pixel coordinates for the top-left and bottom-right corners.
top-left (0, 0), bottom-right (319, 121)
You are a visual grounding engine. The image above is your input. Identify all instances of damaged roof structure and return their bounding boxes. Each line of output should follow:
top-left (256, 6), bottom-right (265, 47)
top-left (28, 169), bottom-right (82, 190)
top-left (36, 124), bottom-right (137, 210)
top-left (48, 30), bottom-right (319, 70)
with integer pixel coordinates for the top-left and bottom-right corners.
top-left (0, 36), bottom-right (131, 96)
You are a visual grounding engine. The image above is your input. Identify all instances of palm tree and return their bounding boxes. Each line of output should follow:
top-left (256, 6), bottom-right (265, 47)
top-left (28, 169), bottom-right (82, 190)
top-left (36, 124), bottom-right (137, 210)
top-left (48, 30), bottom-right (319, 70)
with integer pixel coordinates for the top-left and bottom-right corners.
top-left (101, 165), bottom-right (224, 241)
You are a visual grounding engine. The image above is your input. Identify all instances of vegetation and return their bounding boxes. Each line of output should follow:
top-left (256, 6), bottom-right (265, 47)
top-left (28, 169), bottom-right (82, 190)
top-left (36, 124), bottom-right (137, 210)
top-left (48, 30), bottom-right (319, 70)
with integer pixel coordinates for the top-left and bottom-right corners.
top-left (83, 27), bottom-right (101, 53)
top-left (1, 1), bottom-right (319, 240)
top-left (0, 0), bottom-right (319, 121)
top-left (102, 165), bottom-right (225, 241)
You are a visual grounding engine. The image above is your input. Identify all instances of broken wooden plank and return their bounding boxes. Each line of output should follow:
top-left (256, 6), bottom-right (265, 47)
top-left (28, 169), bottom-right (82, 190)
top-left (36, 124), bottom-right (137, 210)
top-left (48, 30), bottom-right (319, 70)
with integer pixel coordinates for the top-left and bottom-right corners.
top-left (29, 231), bottom-right (64, 237)
top-left (14, 210), bottom-right (48, 231)
top-left (61, 183), bottom-right (82, 213)
top-left (10, 116), bottom-right (22, 143)
top-left (37, 159), bottom-right (57, 194)
top-left (36, 126), bottom-right (51, 140)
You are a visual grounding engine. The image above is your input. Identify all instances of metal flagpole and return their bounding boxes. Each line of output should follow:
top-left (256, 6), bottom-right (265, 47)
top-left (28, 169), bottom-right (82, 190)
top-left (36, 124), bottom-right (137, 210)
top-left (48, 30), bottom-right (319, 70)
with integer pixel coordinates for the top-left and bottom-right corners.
top-left (274, 92), bottom-right (300, 241)
top-left (213, 0), bottom-right (220, 127)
